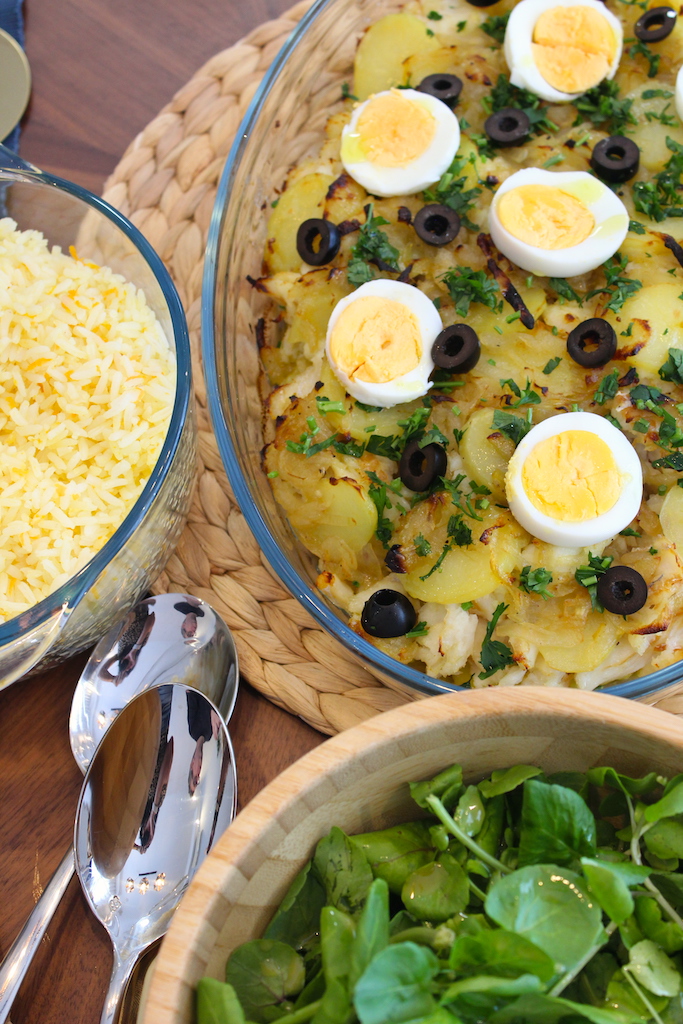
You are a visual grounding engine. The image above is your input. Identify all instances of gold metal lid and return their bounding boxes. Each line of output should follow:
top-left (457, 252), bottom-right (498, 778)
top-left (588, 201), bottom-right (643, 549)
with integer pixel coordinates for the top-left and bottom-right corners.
top-left (0, 28), bottom-right (31, 141)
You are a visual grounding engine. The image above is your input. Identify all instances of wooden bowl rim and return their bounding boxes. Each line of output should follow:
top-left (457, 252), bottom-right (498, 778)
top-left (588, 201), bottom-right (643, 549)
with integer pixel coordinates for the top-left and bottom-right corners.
top-left (144, 687), bottom-right (683, 1023)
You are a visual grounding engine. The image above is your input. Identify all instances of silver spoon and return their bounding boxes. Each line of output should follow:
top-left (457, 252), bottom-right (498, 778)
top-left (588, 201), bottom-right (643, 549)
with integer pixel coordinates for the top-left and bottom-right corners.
top-left (0, 593), bottom-right (238, 1023)
top-left (75, 681), bottom-right (235, 1024)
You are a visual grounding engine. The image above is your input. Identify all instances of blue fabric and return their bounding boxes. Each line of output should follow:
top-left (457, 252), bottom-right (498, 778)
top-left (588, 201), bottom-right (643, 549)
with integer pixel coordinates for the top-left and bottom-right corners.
top-left (0, 0), bottom-right (26, 151)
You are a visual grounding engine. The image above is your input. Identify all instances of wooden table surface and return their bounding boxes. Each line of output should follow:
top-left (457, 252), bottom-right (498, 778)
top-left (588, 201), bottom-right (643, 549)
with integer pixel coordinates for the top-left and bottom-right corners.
top-left (0, 2), bottom-right (324, 1022)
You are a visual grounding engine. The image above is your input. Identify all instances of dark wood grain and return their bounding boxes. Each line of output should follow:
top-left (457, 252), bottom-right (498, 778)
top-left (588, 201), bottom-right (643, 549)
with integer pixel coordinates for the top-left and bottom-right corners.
top-left (0, 1), bottom-right (324, 1021)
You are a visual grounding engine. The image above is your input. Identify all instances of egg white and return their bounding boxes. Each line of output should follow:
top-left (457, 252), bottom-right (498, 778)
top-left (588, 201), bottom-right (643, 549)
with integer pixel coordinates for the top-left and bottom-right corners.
top-left (504, 0), bottom-right (623, 104)
top-left (677, 65), bottom-right (683, 123)
top-left (488, 167), bottom-right (629, 276)
top-left (505, 411), bottom-right (643, 546)
top-left (325, 279), bottom-right (441, 407)
top-left (340, 89), bottom-right (460, 198)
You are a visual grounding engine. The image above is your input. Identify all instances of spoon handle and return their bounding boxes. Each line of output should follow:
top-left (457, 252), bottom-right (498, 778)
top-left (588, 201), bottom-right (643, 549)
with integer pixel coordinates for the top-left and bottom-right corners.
top-left (100, 950), bottom-right (137, 1024)
top-left (0, 848), bottom-right (74, 1024)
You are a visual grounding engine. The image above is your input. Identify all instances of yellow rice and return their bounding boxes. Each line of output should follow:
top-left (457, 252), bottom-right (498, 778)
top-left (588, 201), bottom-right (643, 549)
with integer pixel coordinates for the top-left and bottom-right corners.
top-left (0, 218), bottom-right (175, 622)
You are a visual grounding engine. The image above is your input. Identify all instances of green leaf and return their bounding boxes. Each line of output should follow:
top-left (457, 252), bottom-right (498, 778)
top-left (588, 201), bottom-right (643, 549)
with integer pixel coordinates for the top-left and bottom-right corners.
top-left (441, 973), bottom-right (544, 1000)
top-left (586, 766), bottom-right (660, 797)
top-left (644, 816), bottom-right (683, 859)
top-left (580, 858), bottom-right (650, 924)
top-left (319, 906), bottom-right (355, 987)
top-left (313, 827), bottom-right (374, 917)
top-left (226, 941), bottom-right (306, 1023)
top-left (485, 864), bottom-right (604, 975)
top-left (448, 929), bottom-right (555, 982)
top-left (518, 780), bottom-right (597, 867)
top-left (491, 410), bottom-right (533, 447)
top-left (442, 266), bottom-right (499, 317)
top-left (479, 602), bottom-right (515, 679)
top-left (353, 942), bottom-right (439, 1024)
top-left (645, 780), bottom-right (683, 822)
top-left (660, 347), bottom-right (683, 386)
top-left (265, 861), bottom-right (326, 949)
top-left (401, 853), bottom-right (469, 922)
top-left (349, 878), bottom-right (389, 989)
top-left (410, 764), bottom-right (463, 811)
top-left (453, 784), bottom-right (486, 837)
top-left (651, 870), bottom-right (683, 907)
top-left (635, 895), bottom-right (683, 953)
top-left (197, 979), bottom-right (247, 1024)
top-left (489, 993), bottom-right (638, 1023)
top-left (479, 765), bottom-right (542, 799)
top-left (628, 939), bottom-right (681, 996)
top-left (351, 822), bottom-right (435, 895)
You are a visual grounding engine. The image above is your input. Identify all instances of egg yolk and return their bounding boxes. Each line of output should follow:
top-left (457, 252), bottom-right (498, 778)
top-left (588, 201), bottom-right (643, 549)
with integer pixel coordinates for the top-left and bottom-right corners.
top-left (497, 184), bottom-right (594, 249)
top-left (356, 91), bottom-right (436, 167)
top-left (532, 5), bottom-right (617, 94)
top-left (329, 296), bottom-right (421, 383)
top-left (521, 430), bottom-right (622, 522)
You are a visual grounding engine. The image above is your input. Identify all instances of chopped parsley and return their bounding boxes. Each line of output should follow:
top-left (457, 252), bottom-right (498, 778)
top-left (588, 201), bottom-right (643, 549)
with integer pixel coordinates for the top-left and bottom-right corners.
top-left (500, 377), bottom-right (542, 408)
top-left (634, 418), bottom-right (650, 433)
top-left (423, 154), bottom-right (482, 230)
top-left (653, 452), bottom-right (683, 471)
top-left (650, 546), bottom-right (659, 555)
top-left (414, 534), bottom-right (432, 557)
top-left (366, 471), bottom-right (393, 547)
top-left (485, 74), bottom-right (557, 136)
top-left (365, 405), bottom-right (441, 461)
top-left (419, 513), bottom-right (472, 581)
top-left (573, 79), bottom-right (636, 136)
top-left (347, 203), bottom-right (400, 284)
top-left (645, 103), bottom-right (676, 126)
top-left (442, 266), bottom-right (499, 317)
top-left (492, 409), bottom-right (533, 446)
top-left (621, 322), bottom-right (634, 337)
top-left (481, 12), bottom-right (509, 43)
top-left (542, 154), bottom-right (564, 169)
top-left (628, 38), bottom-right (660, 78)
top-left (629, 219), bottom-right (646, 235)
top-left (660, 347), bottom-right (683, 386)
top-left (630, 382), bottom-right (665, 407)
top-left (479, 602), bottom-right (515, 679)
top-left (427, 9), bottom-right (442, 17)
top-left (620, 527), bottom-right (641, 537)
top-left (406, 621), bottom-right (429, 638)
top-left (440, 474), bottom-right (486, 521)
top-left (519, 566), bottom-right (553, 600)
top-left (549, 277), bottom-right (583, 305)
top-left (585, 253), bottom-right (642, 313)
top-left (316, 395), bottom-right (345, 415)
top-left (575, 553), bottom-right (614, 611)
top-left (341, 82), bottom-right (358, 101)
top-left (267, 470), bottom-right (279, 478)
top-left (543, 357), bottom-right (561, 374)
top-left (643, 88), bottom-right (674, 99)
top-left (593, 369), bottom-right (620, 405)
top-left (632, 137), bottom-right (683, 222)
top-left (658, 407), bottom-right (683, 449)
top-left (356, 400), bottom-right (383, 413)
top-left (457, 20), bottom-right (467, 32)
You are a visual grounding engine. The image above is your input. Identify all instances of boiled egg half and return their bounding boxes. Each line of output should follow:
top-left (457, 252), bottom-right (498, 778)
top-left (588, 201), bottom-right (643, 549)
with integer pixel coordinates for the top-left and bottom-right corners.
top-left (489, 168), bottom-right (629, 276)
top-left (505, 411), bottom-right (643, 546)
top-left (504, 0), bottom-right (622, 103)
top-left (340, 88), bottom-right (460, 198)
top-left (325, 279), bottom-right (441, 407)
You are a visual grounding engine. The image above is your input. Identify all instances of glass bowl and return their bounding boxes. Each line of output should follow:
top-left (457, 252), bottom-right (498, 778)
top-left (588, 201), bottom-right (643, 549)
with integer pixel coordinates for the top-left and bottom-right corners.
top-left (0, 148), bottom-right (195, 687)
top-left (202, 0), bottom-right (683, 703)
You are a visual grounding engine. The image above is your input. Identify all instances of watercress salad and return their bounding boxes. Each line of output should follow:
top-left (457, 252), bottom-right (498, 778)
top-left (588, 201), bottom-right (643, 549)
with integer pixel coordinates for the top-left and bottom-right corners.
top-left (197, 762), bottom-right (683, 1024)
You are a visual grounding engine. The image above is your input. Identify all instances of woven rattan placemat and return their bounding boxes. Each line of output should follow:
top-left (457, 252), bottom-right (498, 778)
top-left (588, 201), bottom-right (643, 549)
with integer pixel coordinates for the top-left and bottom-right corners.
top-left (103, 1), bottom-right (683, 734)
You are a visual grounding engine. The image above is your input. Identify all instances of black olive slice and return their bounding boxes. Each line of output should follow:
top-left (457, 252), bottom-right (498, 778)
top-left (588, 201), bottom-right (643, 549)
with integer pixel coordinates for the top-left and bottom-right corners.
top-left (417, 73), bottom-right (463, 109)
top-left (464, 0), bottom-right (500, 8)
top-left (361, 589), bottom-right (418, 638)
top-left (635, 5), bottom-right (677, 41)
top-left (597, 566), bottom-right (648, 615)
top-left (484, 108), bottom-right (531, 148)
top-left (399, 439), bottom-right (448, 492)
top-left (590, 136), bottom-right (640, 184)
top-left (566, 318), bottom-right (617, 368)
top-left (413, 204), bottom-right (461, 246)
top-left (432, 324), bottom-right (481, 373)
top-left (296, 218), bottom-right (341, 266)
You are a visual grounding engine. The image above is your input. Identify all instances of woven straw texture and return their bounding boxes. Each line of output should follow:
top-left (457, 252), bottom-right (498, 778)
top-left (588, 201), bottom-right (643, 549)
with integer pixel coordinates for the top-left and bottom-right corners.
top-left (102, 1), bottom-right (683, 735)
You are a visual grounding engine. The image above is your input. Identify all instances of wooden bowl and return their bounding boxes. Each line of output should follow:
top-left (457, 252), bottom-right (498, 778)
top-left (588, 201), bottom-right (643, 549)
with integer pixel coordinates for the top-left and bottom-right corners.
top-left (142, 688), bottom-right (683, 1024)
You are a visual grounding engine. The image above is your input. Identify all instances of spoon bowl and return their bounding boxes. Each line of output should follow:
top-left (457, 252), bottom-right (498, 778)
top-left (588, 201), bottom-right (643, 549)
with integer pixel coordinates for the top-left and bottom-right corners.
top-left (69, 592), bottom-right (238, 773)
top-left (75, 682), bottom-right (236, 1024)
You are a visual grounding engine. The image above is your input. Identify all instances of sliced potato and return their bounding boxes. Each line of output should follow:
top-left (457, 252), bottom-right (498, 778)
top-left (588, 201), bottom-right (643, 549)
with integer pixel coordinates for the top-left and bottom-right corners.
top-left (610, 283), bottom-right (683, 377)
top-left (459, 407), bottom-right (514, 501)
top-left (539, 617), bottom-right (621, 673)
top-left (354, 13), bottom-right (440, 100)
top-left (289, 477), bottom-right (377, 556)
top-left (660, 485), bottom-right (683, 552)
top-left (265, 173), bottom-right (335, 274)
